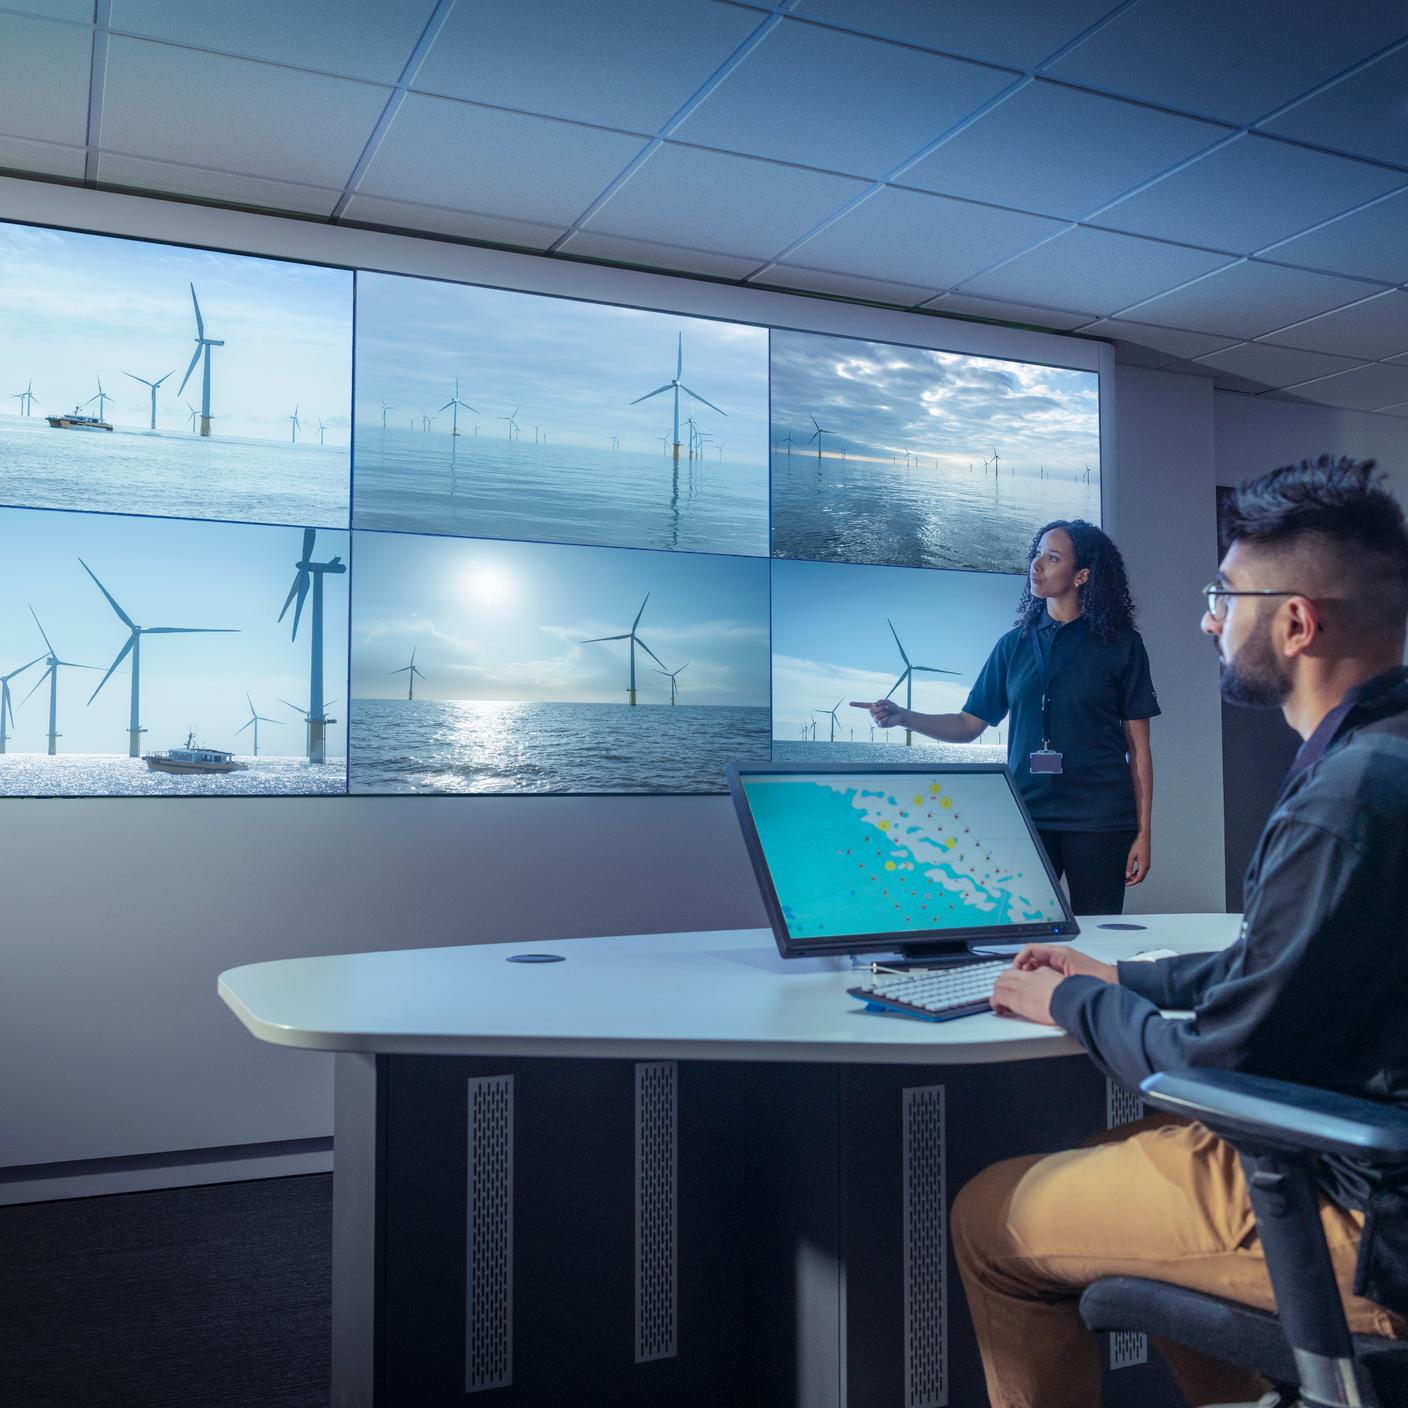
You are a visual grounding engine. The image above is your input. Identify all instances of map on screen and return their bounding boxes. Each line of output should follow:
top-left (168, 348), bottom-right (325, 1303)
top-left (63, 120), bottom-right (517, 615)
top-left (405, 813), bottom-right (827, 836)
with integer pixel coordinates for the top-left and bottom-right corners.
top-left (739, 770), bottom-right (1067, 942)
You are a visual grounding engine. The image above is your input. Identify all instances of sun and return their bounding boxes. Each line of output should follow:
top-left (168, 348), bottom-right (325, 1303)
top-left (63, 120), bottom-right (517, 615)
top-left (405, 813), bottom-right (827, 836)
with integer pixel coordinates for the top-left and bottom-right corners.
top-left (467, 566), bottom-right (512, 607)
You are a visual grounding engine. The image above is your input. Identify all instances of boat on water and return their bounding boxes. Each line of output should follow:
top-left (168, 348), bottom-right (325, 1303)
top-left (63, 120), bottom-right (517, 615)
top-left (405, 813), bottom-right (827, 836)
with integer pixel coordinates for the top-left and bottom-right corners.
top-left (143, 732), bottom-right (248, 775)
top-left (46, 407), bottom-right (114, 432)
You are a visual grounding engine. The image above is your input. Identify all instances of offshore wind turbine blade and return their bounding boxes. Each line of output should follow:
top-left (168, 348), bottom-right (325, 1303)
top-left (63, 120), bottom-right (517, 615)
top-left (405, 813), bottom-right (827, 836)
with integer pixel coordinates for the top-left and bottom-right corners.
top-left (235, 718), bottom-right (253, 735)
top-left (631, 594), bottom-right (650, 630)
top-left (885, 668), bottom-right (909, 700)
top-left (635, 637), bottom-right (666, 669)
top-left (123, 371), bottom-right (152, 389)
top-left (914, 665), bottom-right (959, 677)
top-left (3, 653), bottom-right (47, 683)
top-left (28, 605), bottom-right (56, 657)
top-left (887, 618), bottom-right (910, 666)
top-left (676, 384), bottom-right (725, 416)
top-left (190, 283), bottom-right (205, 339)
top-left (88, 633), bottom-right (136, 704)
top-left (277, 572), bottom-right (302, 623)
top-left (580, 632), bottom-right (630, 644)
top-left (20, 668), bottom-right (52, 709)
top-left (78, 558), bottom-right (137, 630)
top-left (143, 626), bottom-right (238, 635)
top-left (178, 344), bottom-right (202, 395)
top-left (301, 527), bottom-right (316, 561)
top-left (630, 383), bottom-right (673, 405)
top-left (290, 575), bottom-right (310, 639)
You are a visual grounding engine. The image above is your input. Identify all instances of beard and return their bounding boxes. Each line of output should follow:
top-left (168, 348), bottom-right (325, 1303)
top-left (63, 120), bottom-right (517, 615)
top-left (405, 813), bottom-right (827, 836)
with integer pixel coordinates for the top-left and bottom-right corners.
top-left (1217, 610), bottom-right (1292, 708)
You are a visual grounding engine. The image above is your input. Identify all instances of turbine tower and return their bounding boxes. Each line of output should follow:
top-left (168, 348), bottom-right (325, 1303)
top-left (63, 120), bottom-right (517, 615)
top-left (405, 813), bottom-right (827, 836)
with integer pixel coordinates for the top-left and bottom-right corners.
top-left (885, 619), bottom-right (958, 747)
top-left (289, 405), bottom-right (301, 443)
top-left (123, 369), bottom-right (175, 430)
top-left (81, 559), bottom-right (237, 757)
top-left (630, 332), bottom-right (726, 464)
top-left (279, 528), bottom-right (347, 764)
top-left (816, 697), bottom-right (843, 742)
top-left (280, 696), bottom-right (340, 755)
top-left (85, 377), bottom-right (113, 421)
top-left (654, 661), bottom-right (688, 705)
top-left (581, 594), bottom-right (664, 707)
top-left (806, 414), bottom-right (834, 460)
top-left (379, 399), bottom-right (394, 430)
top-left (499, 408), bottom-right (520, 440)
top-left (439, 379), bottom-right (477, 436)
top-left (234, 694), bottom-right (281, 756)
top-left (11, 380), bottom-right (35, 416)
top-left (22, 608), bottom-right (99, 756)
top-left (0, 652), bottom-right (44, 753)
top-left (185, 401), bottom-right (200, 431)
top-left (178, 284), bottom-right (223, 437)
top-left (317, 419), bottom-right (327, 445)
top-left (388, 647), bottom-right (426, 700)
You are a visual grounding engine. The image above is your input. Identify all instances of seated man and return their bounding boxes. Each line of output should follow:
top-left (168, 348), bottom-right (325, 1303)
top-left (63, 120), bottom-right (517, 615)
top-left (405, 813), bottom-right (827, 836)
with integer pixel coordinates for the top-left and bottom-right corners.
top-left (953, 456), bottom-right (1408, 1408)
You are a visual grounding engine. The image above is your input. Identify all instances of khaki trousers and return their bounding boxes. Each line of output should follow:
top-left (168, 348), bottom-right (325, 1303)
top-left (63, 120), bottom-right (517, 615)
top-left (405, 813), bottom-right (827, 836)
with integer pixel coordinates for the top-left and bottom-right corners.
top-left (951, 1117), bottom-right (1404, 1408)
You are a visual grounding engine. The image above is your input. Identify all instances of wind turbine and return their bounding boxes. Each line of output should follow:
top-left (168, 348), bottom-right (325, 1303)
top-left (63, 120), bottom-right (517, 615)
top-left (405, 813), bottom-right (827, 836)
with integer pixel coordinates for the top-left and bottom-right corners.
top-left (439, 379), bottom-right (476, 437)
top-left (630, 332), bottom-right (726, 464)
top-left (11, 380), bottom-right (35, 416)
top-left (178, 284), bottom-right (223, 437)
top-left (884, 619), bottom-right (958, 748)
top-left (654, 661), bottom-right (688, 705)
top-left (317, 419), bottom-right (328, 445)
top-left (0, 653), bottom-right (44, 753)
top-left (234, 694), bottom-right (281, 757)
top-left (815, 697), bottom-right (843, 742)
top-left (81, 559), bottom-right (238, 758)
top-left (581, 594), bottom-right (665, 707)
top-left (500, 408), bottom-right (520, 441)
top-left (776, 433), bottom-right (794, 459)
top-left (609, 433), bottom-right (620, 451)
top-left (714, 442), bottom-right (726, 461)
top-left (279, 696), bottom-right (340, 755)
top-left (658, 435), bottom-right (670, 456)
top-left (84, 377), bottom-right (113, 421)
top-left (1084, 460), bottom-right (1093, 483)
top-left (123, 370), bottom-right (174, 430)
top-left (379, 399), bottom-right (395, 430)
top-left (388, 647), bottom-right (426, 700)
top-left (22, 608), bottom-right (99, 756)
top-left (289, 405), bottom-right (301, 444)
top-left (806, 414), bottom-right (834, 460)
top-left (278, 528), bottom-right (347, 764)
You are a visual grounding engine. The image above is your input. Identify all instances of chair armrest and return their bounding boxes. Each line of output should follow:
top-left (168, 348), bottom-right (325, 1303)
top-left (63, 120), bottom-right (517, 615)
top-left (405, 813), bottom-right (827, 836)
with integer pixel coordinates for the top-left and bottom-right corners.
top-left (1141, 1069), bottom-right (1408, 1165)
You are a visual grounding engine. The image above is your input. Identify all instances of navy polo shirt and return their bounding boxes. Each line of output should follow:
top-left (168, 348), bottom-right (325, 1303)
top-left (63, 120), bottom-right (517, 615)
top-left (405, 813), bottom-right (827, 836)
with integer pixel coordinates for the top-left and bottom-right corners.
top-left (963, 610), bottom-right (1160, 831)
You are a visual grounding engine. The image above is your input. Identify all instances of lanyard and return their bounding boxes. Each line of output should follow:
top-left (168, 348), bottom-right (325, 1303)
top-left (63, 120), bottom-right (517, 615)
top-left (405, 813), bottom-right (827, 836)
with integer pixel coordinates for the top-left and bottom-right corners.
top-left (1276, 698), bottom-right (1355, 804)
top-left (1029, 619), bottom-right (1083, 750)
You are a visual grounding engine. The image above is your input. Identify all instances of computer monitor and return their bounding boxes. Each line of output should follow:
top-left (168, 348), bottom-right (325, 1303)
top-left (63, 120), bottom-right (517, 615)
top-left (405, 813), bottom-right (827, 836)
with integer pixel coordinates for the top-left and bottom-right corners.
top-left (727, 762), bottom-right (1078, 960)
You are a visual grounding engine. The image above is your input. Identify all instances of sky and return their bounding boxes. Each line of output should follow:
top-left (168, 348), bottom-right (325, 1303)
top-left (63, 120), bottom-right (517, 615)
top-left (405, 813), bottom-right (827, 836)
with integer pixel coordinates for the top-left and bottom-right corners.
top-left (770, 328), bottom-right (1099, 480)
top-left (351, 531), bottom-right (770, 706)
top-left (771, 559), bottom-right (1026, 740)
top-left (355, 271), bottom-right (770, 464)
top-left (0, 221), bottom-right (353, 443)
top-left (0, 508), bottom-right (349, 757)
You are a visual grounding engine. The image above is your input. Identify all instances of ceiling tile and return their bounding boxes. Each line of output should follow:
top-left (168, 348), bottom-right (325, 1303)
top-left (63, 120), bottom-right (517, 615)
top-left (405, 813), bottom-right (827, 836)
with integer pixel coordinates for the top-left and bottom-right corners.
top-left (557, 230), bottom-right (763, 280)
top-left (0, 133), bottom-right (85, 180)
top-left (1075, 319), bottom-right (1241, 362)
top-left (358, 94), bottom-right (646, 229)
top-left (97, 153), bottom-right (342, 217)
top-left (1192, 342), bottom-right (1367, 388)
top-left (787, 187), bottom-right (1065, 290)
top-left (957, 226), bottom-right (1233, 315)
top-left (1159, 360), bottom-right (1268, 394)
top-left (921, 292), bottom-right (1095, 331)
top-left (1280, 361), bottom-right (1408, 412)
top-left (1259, 288), bottom-right (1408, 359)
top-left (1090, 134), bottom-right (1405, 255)
top-left (1125, 261), bottom-right (1384, 339)
top-left (100, 36), bottom-right (389, 187)
top-left (109, 0), bottom-right (440, 85)
top-left (901, 81), bottom-right (1227, 220)
top-left (1045, 0), bottom-right (1408, 125)
top-left (673, 21), bottom-right (1012, 179)
top-left (1375, 401), bottom-right (1408, 419)
top-left (753, 263), bottom-right (937, 307)
top-left (794, 0), bottom-right (1117, 71)
top-left (1262, 189), bottom-right (1408, 284)
top-left (8, 1), bottom-right (92, 19)
top-left (0, 11), bottom-right (91, 147)
top-left (339, 194), bottom-right (566, 250)
top-left (1261, 43), bottom-right (1408, 167)
top-left (413, 0), bottom-right (761, 134)
top-left (582, 143), bottom-right (869, 260)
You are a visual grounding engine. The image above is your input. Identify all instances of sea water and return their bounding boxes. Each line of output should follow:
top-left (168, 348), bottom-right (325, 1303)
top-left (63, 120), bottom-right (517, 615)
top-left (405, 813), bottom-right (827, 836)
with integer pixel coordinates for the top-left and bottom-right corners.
top-left (349, 698), bottom-right (772, 794)
top-left (0, 752), bottom-right (346, 796)
top-left (0, 415), bottom-right (349, 528)
top-left (352, 428), bottom-right (769, 556)
top-left (772, 738), bottom-right (1009, 767)
top-left (771, 455), bottom-right (1101, 574)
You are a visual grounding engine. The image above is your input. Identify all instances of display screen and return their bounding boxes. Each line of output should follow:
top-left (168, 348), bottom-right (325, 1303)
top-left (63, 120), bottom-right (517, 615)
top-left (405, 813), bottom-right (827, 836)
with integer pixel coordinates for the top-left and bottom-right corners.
top-left (737, 768), bottom-right (1068, 943)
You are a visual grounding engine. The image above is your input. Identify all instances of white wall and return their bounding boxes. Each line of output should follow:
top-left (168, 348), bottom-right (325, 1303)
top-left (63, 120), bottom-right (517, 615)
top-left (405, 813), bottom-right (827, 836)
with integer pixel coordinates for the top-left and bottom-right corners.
top-left (0, 177), bottom-right (1229, 1198)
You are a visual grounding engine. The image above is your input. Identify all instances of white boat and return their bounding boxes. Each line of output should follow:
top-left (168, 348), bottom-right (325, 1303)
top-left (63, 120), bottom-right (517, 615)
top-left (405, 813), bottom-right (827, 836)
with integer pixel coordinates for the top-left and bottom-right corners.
top-left (143, 732), bottom-right (248, 775)
top-left (46, 406), bottom-right (113, 432)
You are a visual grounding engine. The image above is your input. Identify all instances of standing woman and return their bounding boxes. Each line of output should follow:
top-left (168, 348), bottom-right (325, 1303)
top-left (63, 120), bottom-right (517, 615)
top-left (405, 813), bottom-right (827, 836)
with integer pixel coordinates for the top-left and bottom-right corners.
top-left (855, 520), bottom-right (1158, 915)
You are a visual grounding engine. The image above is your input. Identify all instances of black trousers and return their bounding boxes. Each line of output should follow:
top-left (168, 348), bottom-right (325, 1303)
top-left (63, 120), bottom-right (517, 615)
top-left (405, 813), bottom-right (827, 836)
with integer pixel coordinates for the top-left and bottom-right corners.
top-left (1036, 828), bottom-right (1138, 917)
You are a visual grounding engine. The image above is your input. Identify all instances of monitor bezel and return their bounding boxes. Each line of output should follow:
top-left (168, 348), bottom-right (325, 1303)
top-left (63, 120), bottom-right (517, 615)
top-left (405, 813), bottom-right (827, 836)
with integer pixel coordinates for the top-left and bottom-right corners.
top-left (726, 761), bottom-right (1079, 960)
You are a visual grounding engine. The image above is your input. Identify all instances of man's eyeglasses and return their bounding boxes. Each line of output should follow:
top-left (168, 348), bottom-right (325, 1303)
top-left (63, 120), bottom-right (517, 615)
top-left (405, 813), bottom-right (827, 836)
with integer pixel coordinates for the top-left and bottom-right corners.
top-left (1201, 583), bottom-right (1308, 622)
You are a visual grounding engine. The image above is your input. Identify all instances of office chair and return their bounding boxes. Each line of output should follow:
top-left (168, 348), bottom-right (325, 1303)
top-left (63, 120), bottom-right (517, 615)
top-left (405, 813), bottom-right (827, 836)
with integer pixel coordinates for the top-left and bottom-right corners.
top-left (1078, 1068), bottom-right (1408, 1408)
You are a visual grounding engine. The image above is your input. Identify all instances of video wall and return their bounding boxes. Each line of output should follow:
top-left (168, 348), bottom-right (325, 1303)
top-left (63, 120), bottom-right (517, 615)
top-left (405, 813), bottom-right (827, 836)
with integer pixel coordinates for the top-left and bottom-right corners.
top-left (0, 218), bottom-right (1101, 797)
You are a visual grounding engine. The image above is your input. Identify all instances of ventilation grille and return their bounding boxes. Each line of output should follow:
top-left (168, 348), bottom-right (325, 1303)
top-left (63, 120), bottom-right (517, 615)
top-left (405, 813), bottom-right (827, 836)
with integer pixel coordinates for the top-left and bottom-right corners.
top-left (903, 1084), bottom-right (948, 1408)
top-left (1105, 1076), bottom-right (1147, 1369)
top-left (635, 1060), bottom-right (678, 1362)
top-left (465, 1074), bottom-right (513, 1393)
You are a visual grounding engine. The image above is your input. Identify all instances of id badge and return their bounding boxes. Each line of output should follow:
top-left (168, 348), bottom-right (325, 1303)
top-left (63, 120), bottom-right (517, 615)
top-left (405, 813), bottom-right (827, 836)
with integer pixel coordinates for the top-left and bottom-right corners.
top-left (1029, 749), bottom-right (1064, 775)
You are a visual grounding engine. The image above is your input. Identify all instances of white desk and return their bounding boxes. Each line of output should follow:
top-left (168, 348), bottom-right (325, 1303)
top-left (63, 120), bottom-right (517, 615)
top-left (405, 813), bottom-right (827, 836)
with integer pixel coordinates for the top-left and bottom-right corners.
top-left (219, 914), bottom-right (1238, 1408)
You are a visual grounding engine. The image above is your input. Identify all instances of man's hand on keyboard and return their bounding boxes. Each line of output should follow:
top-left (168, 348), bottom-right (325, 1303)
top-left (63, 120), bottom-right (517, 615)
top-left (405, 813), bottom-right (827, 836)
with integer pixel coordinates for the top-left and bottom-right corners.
top-left (990, 965), bottom-right (1065, 1025)
top-left (1013, 943), bottom-right (1118, 986)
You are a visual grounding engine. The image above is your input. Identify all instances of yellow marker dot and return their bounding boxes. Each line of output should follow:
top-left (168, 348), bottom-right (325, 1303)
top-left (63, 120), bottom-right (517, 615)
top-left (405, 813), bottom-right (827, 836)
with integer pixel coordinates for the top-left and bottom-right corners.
top-left (940, 797), bottom-right (953, 809)
top-left (884, 860), bottom-right (896, 871)
top-left (914, 795), bottom-right (924, 805)
top-left (930, 783), bottom-right (940, 793)
top-left (877, 819), bottom-right (890, 830)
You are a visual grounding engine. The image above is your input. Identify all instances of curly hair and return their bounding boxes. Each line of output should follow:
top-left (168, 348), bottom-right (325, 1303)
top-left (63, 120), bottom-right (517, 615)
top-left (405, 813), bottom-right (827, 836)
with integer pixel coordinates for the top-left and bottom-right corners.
top-left (1014, 519), bottom-right (1136, 644)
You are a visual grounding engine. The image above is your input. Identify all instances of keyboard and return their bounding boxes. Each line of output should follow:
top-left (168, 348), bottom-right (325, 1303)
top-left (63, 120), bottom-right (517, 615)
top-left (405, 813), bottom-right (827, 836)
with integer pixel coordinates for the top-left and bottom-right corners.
top-left (848, 959), bottom-right (1011, 1023)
